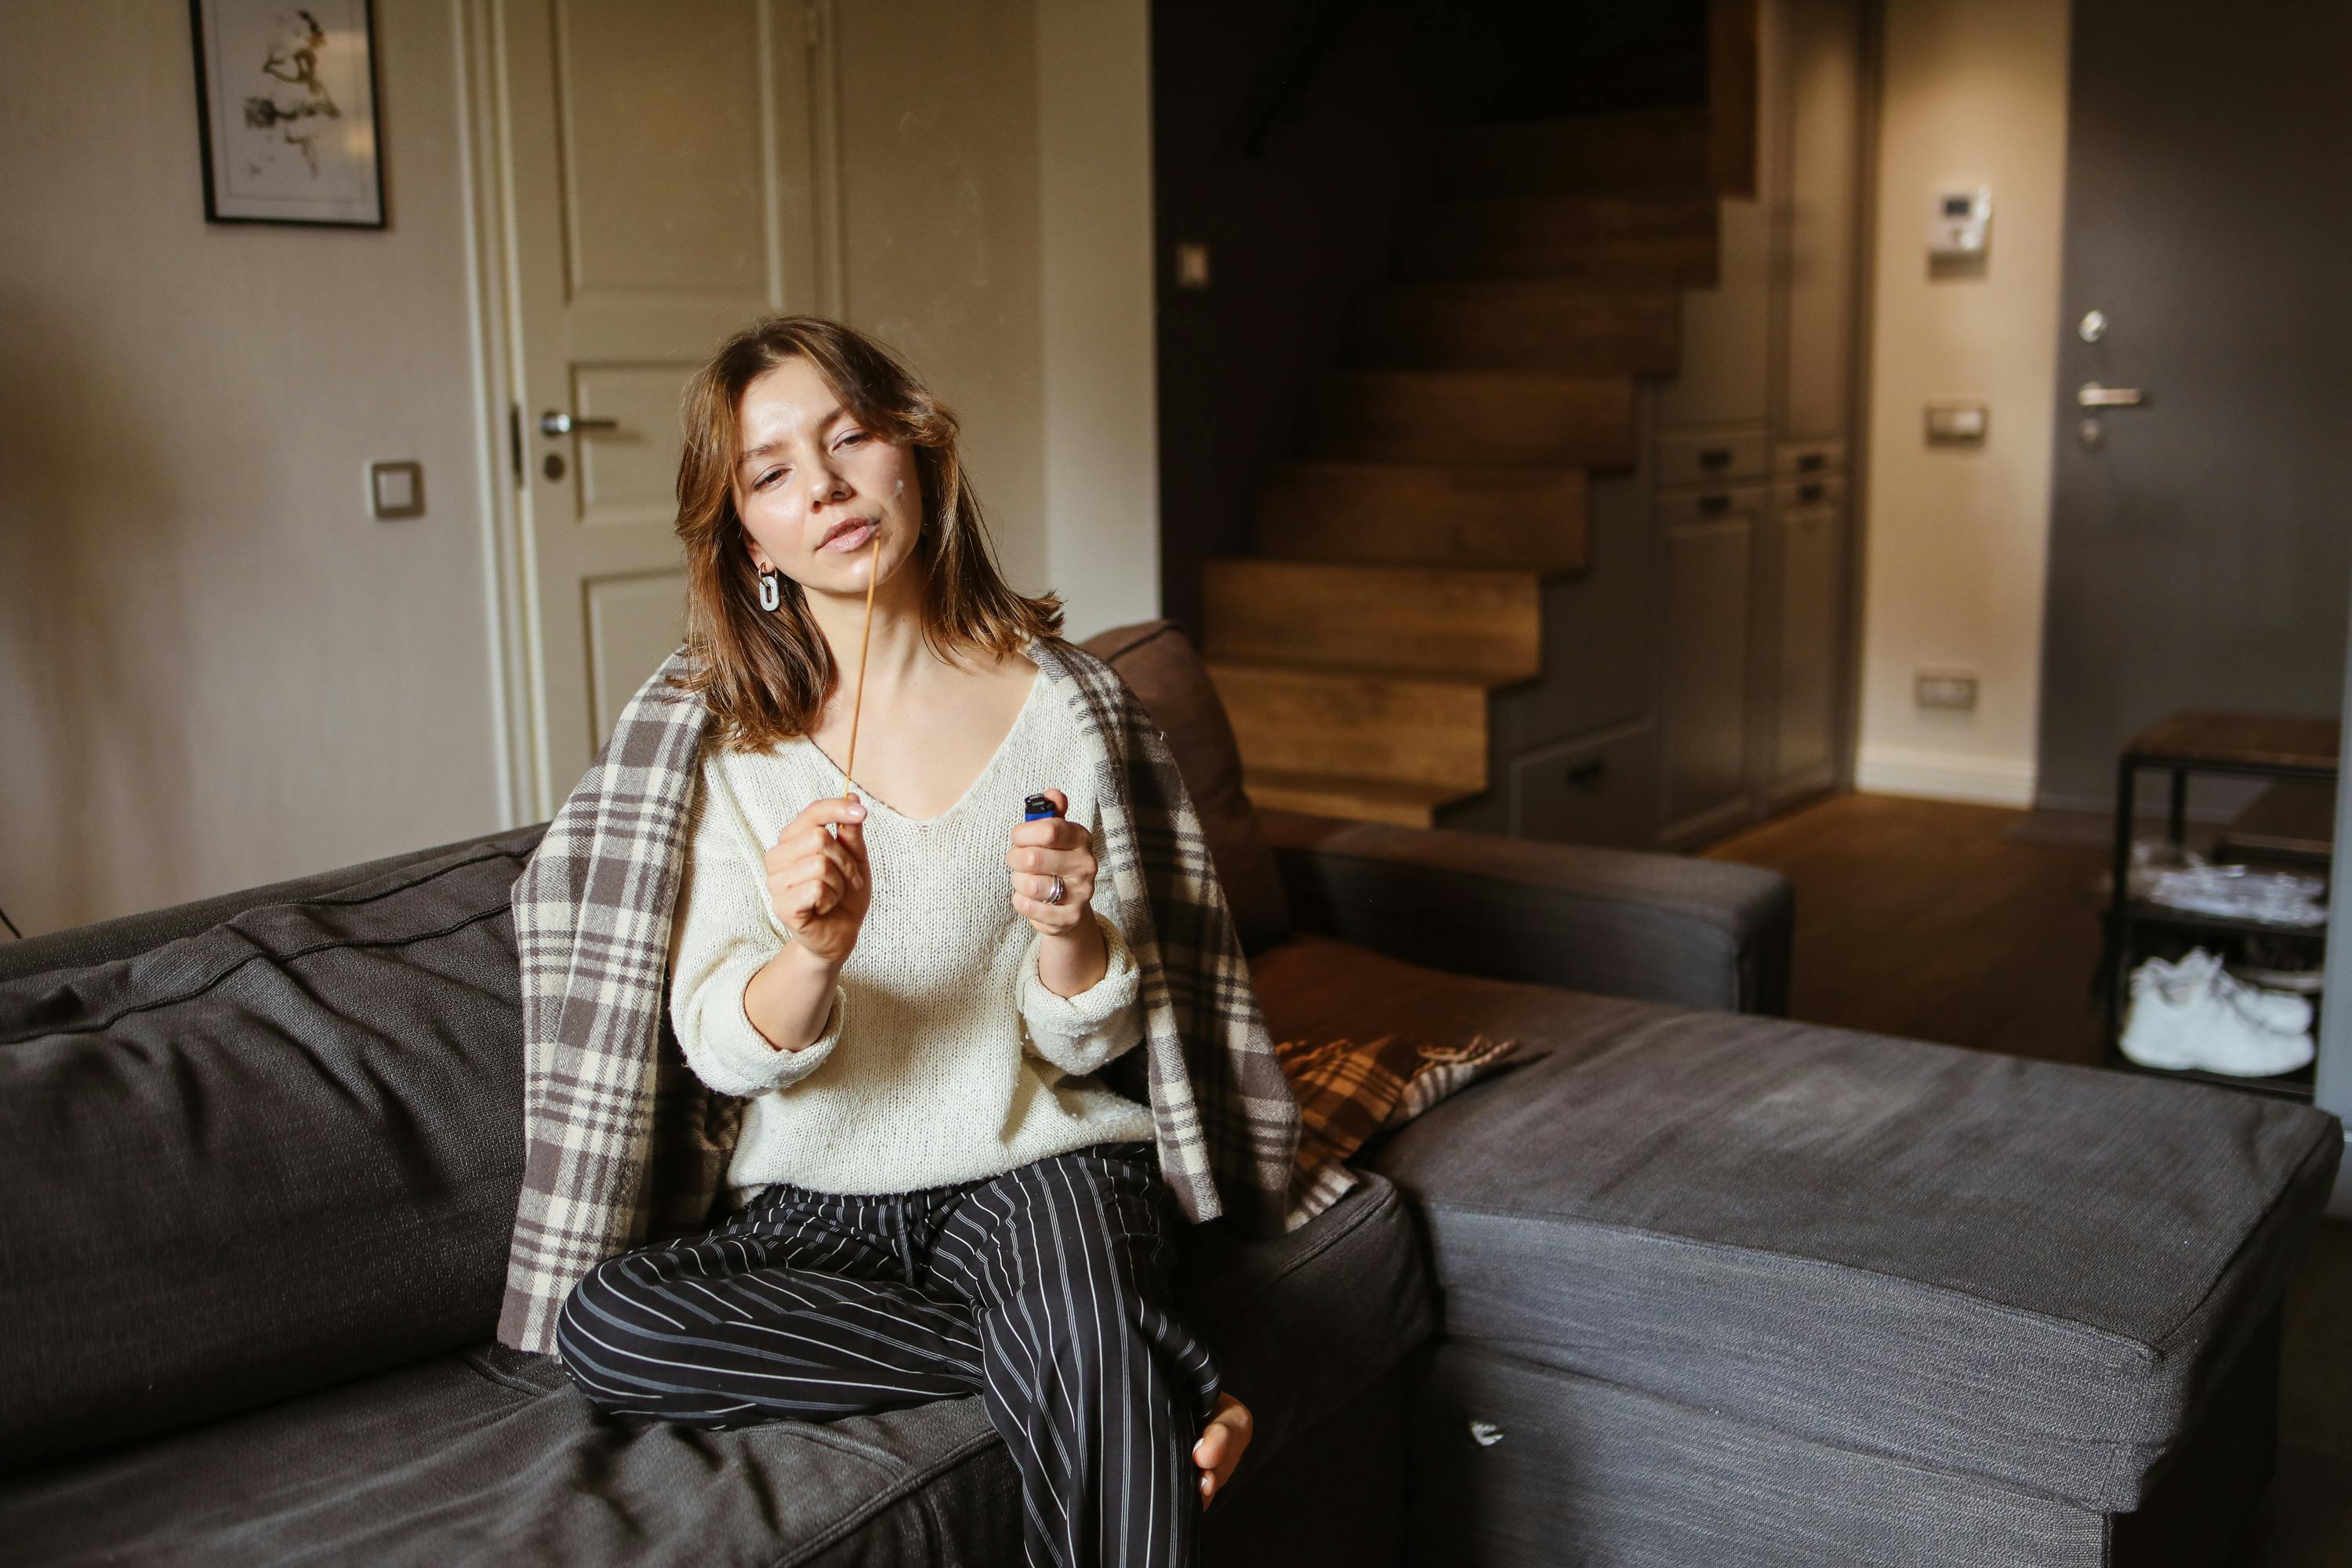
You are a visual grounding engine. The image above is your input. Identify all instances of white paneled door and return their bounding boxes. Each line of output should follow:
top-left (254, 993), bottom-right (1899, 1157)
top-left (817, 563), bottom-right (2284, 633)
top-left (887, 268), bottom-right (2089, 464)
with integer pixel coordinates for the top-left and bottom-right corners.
top-left (486, 0), bottom-right (830, 816)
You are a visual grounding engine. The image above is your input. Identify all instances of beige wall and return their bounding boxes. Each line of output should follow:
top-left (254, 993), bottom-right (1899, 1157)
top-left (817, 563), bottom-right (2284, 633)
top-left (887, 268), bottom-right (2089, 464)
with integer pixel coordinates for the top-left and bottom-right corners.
top-left (835, 0), bottom-right (1047, 594)
top-left (0, 1), bottom-right (1160, 936)
top-left (0, 2), bottom-right (503, 935)
top-left (1036, 0), bottom-right (1160, 641)
top-left (834, 0), bottom-right (1157, 643)
top-left (1854, 0), bottom-right (2072, 806)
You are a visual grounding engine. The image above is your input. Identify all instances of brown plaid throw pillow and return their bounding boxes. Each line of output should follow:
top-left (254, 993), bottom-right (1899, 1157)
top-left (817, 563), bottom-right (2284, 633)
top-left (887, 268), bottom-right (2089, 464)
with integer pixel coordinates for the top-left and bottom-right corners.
top-left (1275, 1031), bottom-right (1518, 1212)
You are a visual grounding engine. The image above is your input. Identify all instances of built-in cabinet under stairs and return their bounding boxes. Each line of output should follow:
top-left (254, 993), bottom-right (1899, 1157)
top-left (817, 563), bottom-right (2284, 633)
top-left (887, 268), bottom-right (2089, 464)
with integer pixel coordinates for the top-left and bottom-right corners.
top-left (1203, 106), bottom-right (1726, 829)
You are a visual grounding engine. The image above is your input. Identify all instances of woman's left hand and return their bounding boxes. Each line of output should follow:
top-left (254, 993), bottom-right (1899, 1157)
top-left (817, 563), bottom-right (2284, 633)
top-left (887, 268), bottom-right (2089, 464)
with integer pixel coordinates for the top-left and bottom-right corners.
top-left (1006, 789), bottom-right (1096, 935)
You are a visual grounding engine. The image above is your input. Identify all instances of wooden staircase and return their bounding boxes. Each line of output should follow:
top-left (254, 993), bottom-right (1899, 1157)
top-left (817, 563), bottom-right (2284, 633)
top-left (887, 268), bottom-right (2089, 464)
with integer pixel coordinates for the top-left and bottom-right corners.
top-left (1202, 104), bottom-right (1730, 827)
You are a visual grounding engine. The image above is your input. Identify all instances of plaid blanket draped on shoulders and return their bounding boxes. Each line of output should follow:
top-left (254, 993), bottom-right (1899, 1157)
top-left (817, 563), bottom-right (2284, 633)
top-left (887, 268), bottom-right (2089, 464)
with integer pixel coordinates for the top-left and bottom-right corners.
top-left (496, 635), bottom-right (1319, 1359)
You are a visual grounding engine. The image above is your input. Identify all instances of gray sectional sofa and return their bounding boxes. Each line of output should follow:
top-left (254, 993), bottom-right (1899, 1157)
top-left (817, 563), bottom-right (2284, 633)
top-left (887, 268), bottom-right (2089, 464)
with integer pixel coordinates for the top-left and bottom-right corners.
top-left (0, 619), bottom-right (2338, 1566)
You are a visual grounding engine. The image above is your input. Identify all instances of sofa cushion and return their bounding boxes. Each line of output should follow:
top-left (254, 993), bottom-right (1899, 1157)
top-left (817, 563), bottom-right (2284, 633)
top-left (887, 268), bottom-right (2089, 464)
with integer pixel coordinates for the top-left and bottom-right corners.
top-left (1370, 1002), bottom-right (2344, 1512)
top-left (0, 831), bottom-right (554, 988)
top-left (0, 1172), bottom-right (1430, 1563)
top-left (0, 828), bottom-right (544, 1472)
top-left (1080, 619), bottom-right (1290, 956)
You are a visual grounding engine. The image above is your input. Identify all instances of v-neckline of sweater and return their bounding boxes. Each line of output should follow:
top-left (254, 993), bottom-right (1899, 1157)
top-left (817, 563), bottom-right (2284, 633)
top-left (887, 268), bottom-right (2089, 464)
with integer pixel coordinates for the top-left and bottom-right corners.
top-left (801, 657), bottom-right (1047, 829)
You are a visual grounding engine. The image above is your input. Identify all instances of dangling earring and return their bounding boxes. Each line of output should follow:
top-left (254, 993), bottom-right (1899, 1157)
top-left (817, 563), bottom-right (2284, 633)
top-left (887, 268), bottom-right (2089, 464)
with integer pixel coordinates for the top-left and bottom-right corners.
top-left (757, 571), bottom-right (781, 612)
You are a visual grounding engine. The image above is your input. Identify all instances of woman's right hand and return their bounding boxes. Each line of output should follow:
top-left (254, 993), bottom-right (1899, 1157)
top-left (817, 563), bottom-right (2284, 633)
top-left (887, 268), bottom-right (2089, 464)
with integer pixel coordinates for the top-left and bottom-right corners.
top-left (765, 796), bottom-right (871, 966)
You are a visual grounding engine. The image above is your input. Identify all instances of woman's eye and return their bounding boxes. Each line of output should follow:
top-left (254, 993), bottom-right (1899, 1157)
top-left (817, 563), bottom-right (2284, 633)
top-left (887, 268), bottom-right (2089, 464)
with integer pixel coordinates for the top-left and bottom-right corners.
top-left (754, 468), bottom-right (786, 490)
top-left (837, 431), bottom-right (867, 448)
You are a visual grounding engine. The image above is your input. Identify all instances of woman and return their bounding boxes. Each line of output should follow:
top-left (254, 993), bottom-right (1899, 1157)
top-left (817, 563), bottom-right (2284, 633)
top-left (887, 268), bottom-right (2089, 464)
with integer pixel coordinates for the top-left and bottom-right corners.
top-left (550, 317), bottom-right (1255, 1568)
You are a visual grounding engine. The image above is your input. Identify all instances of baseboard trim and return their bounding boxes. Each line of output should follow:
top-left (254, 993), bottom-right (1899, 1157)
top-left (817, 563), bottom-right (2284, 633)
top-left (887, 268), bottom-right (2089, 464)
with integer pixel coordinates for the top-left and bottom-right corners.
top-left (2031, 788), bottom-right (2245, 824)
top-left (1854, 745), bottom-right (2037, 807)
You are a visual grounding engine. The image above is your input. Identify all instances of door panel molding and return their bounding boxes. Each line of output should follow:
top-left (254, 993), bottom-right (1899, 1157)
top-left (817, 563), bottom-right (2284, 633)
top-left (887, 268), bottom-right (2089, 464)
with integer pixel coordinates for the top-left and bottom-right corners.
top-left (462, 0), bottom-right (837, 824)
top-left (585, 569), bottom-right (695, 742)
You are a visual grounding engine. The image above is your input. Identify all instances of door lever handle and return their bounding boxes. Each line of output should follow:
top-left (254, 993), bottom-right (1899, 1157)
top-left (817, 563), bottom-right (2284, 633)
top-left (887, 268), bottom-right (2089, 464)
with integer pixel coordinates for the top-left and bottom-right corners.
top-left (2076, 383), bottom-right (2145, 408)
top-left (540, 411), bottom-right (621, 436)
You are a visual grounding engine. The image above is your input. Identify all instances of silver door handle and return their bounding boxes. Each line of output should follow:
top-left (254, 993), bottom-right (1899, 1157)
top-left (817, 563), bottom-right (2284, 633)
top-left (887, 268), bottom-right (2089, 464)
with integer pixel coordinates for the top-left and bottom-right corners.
top-left (2077, 383), bottom-right (2145, 408)
top-left (539, 411), bottom-right (620, 436)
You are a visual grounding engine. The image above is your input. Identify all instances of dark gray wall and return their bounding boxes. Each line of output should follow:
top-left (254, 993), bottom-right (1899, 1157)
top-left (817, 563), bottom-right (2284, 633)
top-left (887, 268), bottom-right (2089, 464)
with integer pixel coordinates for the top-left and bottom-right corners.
top-left (2034, 0), bottom-right (2352, 811)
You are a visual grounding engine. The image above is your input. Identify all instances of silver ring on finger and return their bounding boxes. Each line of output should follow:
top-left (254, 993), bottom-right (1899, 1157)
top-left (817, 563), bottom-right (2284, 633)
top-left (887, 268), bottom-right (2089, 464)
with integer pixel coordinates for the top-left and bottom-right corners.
top-left (1046, 873), bottom-right (1065, 906)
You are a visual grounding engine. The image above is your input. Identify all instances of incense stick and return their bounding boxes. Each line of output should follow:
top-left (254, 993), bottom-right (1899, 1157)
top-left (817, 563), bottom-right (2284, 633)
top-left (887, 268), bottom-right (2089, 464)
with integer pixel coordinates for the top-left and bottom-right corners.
top-left (840, 524), bottom-right (882, 800)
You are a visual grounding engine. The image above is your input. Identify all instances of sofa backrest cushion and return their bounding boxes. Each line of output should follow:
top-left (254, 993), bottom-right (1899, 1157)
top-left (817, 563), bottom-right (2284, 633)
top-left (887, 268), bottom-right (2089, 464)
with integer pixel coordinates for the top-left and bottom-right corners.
top-left (0, 833), bottom-right (528, 989)
top-left (0, 826), bottom-right (544, 1474)
top-left (1077, 619), bottom-right (1290, 955)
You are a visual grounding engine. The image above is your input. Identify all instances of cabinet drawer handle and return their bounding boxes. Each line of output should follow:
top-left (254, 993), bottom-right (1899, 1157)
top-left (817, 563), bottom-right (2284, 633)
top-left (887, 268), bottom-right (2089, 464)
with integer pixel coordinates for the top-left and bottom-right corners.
top-left (1698, 447), bottom-right (1733, 470)
top-left (1797, 452), bottom-right (1827, 472)
top-left (1797, 483), bottom-right (1825, 504)
top-left (1565, 758), bottom-right (1606, 790)
top-left (1698, 493), bottom-right (1732, 517)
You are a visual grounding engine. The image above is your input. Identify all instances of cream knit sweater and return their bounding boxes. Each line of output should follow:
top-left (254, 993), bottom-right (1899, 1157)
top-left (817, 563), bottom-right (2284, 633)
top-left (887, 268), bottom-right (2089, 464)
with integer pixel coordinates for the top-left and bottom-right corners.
top-left (666, 662), bottom-right (1157, 1199)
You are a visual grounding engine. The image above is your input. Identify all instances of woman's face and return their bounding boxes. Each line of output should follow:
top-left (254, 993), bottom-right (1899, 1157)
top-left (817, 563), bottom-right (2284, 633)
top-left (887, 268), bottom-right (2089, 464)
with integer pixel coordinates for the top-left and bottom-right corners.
top-left (731, 356), bottom-right (921, 597)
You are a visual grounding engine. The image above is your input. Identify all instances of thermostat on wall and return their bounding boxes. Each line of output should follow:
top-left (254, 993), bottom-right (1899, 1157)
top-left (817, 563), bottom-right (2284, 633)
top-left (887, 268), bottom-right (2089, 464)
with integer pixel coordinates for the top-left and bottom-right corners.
top-left (1930, 185), bottom-right (1991, 260)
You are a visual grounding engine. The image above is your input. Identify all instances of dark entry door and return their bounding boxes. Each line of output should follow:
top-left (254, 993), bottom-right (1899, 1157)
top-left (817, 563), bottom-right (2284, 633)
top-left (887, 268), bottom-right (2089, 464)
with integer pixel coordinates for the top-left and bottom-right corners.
top-left (2034, 0), bottom-right (2352, 809)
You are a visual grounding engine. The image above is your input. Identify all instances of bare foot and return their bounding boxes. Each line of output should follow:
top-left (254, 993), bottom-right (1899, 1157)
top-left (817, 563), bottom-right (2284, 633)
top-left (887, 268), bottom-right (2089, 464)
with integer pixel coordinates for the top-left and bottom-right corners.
top-left (1192, 1392), bottom-right (1254, 1508)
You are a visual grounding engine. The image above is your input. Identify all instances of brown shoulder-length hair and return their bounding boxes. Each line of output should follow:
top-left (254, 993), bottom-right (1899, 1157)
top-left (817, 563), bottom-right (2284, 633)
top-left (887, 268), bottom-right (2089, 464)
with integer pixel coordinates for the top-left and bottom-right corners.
top-left (674, 314), bottom-right (1064, 753)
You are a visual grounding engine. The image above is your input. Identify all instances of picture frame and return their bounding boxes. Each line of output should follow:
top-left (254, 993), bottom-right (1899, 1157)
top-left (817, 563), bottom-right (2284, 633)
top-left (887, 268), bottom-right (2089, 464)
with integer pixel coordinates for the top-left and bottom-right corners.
top-left (189, 0), bottom-right (387, 228)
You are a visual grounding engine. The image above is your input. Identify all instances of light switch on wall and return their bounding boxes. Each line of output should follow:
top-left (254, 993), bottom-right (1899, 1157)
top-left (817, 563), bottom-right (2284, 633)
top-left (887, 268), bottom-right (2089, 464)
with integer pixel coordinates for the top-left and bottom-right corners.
top-left (1915, 670), bottom-right (1980, 710)
top-left (1173, 242), bottom-right (1210, 290)
top-left (369, 460), bottom-right (424, 520)
top-left (1925, 402), bottom-right (1987, 444)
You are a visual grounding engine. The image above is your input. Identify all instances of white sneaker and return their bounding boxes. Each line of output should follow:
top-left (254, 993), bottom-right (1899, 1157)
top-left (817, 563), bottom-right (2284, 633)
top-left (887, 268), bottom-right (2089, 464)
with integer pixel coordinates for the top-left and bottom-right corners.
top-left (2120, 949), bottom-right (2314, 1077)
top-left (2158, 949), bottom-right (2310, 1033)
top-left (2119, 954), bottom-right (2205, 1069)
top-left (2212, 964), bottom-right (2314, 1036)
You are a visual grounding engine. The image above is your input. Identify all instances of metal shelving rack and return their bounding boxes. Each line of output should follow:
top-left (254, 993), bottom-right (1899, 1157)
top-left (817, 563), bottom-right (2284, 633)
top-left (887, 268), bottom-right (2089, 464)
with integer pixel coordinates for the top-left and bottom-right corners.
top-left (2102, 712), bottom-right (2339, 1102)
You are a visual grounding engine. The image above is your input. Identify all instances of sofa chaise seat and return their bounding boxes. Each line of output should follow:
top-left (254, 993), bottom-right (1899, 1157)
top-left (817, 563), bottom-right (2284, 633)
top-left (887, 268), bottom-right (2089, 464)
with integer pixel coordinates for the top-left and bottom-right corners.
top-left (1244, 913), bottom-right (2342, 1562)
top-left (1377, 1007), bottom-right (2336, 1508)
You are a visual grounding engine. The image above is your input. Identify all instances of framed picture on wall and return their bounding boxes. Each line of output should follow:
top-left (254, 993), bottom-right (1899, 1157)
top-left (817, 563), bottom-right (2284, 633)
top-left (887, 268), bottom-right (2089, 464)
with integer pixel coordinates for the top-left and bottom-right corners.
top-left (189, 0), bottom-right (386, 227)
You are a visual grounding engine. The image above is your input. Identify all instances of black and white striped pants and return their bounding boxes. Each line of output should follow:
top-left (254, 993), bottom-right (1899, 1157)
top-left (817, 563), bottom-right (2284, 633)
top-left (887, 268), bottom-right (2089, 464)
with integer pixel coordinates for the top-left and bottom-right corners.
top-left (557, 1140), bottom-right (1221, 1568)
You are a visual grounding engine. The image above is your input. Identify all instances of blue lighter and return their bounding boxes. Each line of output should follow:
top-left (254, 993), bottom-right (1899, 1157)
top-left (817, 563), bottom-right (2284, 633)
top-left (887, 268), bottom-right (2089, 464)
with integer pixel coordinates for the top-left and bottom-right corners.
top-left (1022, 793), bottom-right (1062, 824)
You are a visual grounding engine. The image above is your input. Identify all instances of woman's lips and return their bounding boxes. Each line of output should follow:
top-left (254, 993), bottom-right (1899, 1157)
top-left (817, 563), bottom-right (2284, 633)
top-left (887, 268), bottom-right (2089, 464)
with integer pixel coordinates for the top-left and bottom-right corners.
top-left (820, 520), bottom-right (877, 553)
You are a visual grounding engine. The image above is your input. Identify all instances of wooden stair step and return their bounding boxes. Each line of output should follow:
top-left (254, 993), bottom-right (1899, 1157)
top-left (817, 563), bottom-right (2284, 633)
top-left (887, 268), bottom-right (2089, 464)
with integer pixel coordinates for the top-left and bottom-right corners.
top-left (1399, 234), bottom-right (1720, 288)
top-left (1205, 659), bottom-right (1491, 792)
top-left (1305, 370), bottom-right (1635, 469)
top-left (1352, 278), bottom-right (1680, 375)
top-left (1254, 462), bottom-right (1588, 572)
top-left (1536, 44), bottom-right (1710, 122)
top-left (1203, 559), bottom-right (1543, 682)
top-left (1397, 196), bottom-right (1719, 285)
top-left (1242, 769), bottom-right (1476, 829)
top-left (1417, 191), bottom-right (1719, 243)
top-left (1436, 106), bottom-right (1714, 197)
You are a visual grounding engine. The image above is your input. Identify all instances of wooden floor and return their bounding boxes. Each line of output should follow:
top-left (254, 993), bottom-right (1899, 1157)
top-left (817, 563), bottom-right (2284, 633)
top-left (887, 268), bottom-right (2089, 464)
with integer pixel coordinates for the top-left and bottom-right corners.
top-left (1704, 792), bottom-right (2351, 1565)
top-left (1704, 791), bottom-right (2112, 1065)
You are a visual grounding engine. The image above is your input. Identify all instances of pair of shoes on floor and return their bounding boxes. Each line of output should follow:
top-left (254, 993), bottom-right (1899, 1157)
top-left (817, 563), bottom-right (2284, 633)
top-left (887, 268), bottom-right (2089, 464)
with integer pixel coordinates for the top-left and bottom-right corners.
top-left (2120, 948), bottom-right (2315, 1078)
